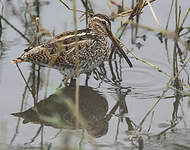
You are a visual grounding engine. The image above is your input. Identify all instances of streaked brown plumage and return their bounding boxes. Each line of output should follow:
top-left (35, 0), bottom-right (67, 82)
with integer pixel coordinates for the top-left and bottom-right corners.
top-left (13, 14), bottom-right (132, 78)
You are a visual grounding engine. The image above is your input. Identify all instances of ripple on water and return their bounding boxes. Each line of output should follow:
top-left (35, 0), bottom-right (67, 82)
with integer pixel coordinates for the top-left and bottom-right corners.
top-left (122, 61), bottom-right (171, 99)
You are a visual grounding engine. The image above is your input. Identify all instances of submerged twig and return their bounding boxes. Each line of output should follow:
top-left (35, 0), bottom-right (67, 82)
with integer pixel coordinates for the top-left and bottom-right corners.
top-left (156, 122), bottom-right (177, 136)
top-left (10, 75), bottom-right (31, 144)
top-left (0, 15), bottom-right (30, 42)
top-left (24, 125), bottom-right (43, 145)
top-left (15, 63), bottom-right (35, 100)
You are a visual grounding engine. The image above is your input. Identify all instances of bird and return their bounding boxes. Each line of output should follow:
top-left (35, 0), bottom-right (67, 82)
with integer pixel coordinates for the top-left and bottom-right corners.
top-left (13, 14), bottom-right (132, 83)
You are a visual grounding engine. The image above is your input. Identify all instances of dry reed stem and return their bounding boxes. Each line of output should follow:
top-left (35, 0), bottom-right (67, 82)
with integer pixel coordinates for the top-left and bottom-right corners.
top-left (64, 99), bottom-right (98, 148)
top-left (165, 0), bottom-right (174, 30)
top-left (146, 0), bottom-right (160, 26)
top-left (125, 43), bottom-right (190, 90)
top-left (168, 86), bottom-right (190, 96)
top-left (35, 17), bottom-right (40, 103)
top-left (129, 44), bottom-right (190, 141)
top-left (64, 100), bottom-right (87, 130)
top-left (58, 0), bottom-right (92, 15)
top-left (147, 111), bottom-right (154, 132)
top-left (179, 8), bottom-right (190, 29)
top-left (129, 22), bottom-right (190, 139)
top-left (123, 20), bottom-right (190, 50)
top-left (73, 0), bottom-right (80, 131)
top-left (130, 82), bottom-right (170, 140)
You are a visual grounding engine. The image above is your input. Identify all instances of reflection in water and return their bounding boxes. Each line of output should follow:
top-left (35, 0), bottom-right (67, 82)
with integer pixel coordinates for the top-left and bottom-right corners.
top-left (144, 128), bottom-right (190, 150)
top-left (12, 86), bottom-right (109, 138)
top-left (2, 0), bottom-right (190, 149)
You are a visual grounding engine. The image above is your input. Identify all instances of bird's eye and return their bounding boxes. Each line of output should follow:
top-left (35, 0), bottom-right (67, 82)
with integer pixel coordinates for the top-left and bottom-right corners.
top-left (102, 21), bottom-right (106, 25)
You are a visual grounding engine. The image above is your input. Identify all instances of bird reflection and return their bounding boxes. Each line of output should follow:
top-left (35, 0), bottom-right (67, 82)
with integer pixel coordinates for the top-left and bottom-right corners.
top-left (12, 86), bottom-right (109, 138)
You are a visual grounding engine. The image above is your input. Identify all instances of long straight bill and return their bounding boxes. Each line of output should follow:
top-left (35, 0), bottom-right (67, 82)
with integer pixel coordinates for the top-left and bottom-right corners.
top-left (108, 31), bottom-right (133, 68)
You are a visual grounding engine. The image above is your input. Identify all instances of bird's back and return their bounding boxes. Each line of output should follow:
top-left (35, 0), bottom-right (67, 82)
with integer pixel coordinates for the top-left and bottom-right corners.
top-left (17, 28), bottom-right (109, 76)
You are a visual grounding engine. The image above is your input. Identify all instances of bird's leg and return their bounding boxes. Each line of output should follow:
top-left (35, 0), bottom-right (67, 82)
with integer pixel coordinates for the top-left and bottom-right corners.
top-left (69, 78), bottom-right (76, 86)
top-left (63, 75), bottom-right (71, 87)
top-left (85, 72), bottom-right (91, 86)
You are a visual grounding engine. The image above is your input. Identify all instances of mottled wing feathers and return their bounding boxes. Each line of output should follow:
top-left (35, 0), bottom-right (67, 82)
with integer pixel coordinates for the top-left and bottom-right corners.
top-left (18, 29), bottom-right (103, 68)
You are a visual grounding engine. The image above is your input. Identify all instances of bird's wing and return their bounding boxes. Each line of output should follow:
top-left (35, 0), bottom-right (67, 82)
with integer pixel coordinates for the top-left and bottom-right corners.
top-left (41, 30), bottom-right (101, 66)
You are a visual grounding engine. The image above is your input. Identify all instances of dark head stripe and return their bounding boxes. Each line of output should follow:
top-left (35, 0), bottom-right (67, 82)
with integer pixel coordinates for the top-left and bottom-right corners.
top-left (92, 14), bottom-right (111, 26)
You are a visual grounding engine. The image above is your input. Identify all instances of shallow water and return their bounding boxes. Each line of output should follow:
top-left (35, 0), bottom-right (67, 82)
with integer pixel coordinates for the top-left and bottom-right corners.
top-left (0, 0), bottom-right (190, 150)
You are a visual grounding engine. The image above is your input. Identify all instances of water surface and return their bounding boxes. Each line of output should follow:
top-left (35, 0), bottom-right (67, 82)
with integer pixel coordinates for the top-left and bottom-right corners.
top-left (0, 0), bottom-right (190, 150)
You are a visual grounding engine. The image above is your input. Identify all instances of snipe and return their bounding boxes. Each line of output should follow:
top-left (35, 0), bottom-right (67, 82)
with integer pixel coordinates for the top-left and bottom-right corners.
top-left (13, 14), bottom-right (132, 80)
